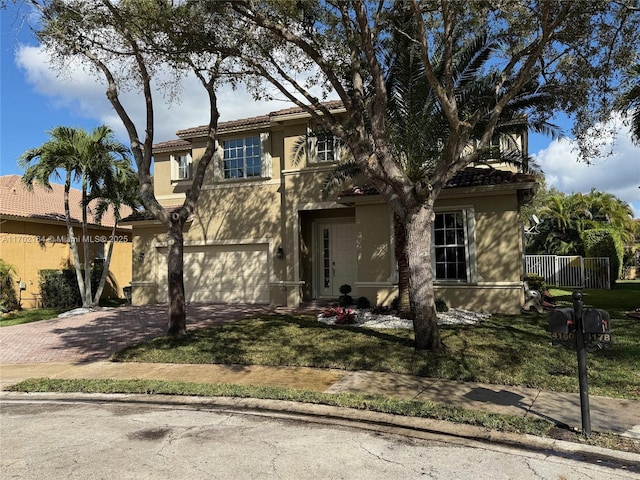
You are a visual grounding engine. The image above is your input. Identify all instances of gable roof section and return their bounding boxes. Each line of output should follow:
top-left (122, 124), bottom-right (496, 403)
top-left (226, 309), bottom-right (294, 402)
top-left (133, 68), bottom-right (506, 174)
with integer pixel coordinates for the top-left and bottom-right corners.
top-left (338, 167), bottom-right (536, 199)
top-left (0, 175), bottom-right (131, 228)
top-left (120, 205), bottom-right (182, 223)
top-left (165, 100), bottom-right (346, 143)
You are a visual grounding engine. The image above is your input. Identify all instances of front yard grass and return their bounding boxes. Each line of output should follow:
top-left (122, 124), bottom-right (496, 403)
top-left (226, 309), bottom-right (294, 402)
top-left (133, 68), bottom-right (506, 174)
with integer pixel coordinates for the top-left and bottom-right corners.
top-left (0, 308), bottom-right (67, 327)
top-left (113, 309), bottom-right (640, 400)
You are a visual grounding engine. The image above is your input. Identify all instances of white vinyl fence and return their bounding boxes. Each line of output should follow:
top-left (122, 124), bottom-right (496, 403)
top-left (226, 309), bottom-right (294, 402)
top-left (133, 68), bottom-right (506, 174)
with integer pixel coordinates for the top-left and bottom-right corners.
top-left (525, 255), bottom-right (610, 289)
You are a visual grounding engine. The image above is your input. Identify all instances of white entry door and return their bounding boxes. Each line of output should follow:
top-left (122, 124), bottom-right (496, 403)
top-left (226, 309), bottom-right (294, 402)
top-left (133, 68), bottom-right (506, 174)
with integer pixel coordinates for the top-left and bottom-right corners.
top-left (317, 222), bottom-right (356, 297)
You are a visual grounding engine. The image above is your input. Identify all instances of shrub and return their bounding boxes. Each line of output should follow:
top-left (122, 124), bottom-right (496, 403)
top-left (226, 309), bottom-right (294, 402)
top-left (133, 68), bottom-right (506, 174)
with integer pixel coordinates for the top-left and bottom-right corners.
top-left (371, 305), bottom-right (392, 315)
top-left (582, 228), bottom-right (624, 285)
top-left (0, 259), bottom-right (19, 313)
top-left (356, 296), bottom-right (371, 309)
top-left (525, 273), bottom-right (546, 292)
top-left (338, 284), bottom-right (353, 307)
top-left (390, 296), bottom-right (400, 312)
top-left (39, 269), bottom-right (82, 308)
top-left (321, 307), bottom-right (356, 325)
top-left (435, 297), bottom-right (448, 312)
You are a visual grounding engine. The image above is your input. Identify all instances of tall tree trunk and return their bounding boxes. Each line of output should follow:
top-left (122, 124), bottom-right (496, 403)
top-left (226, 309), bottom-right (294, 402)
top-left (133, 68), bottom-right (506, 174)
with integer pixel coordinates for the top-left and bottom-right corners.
top-left (405, 205), bottom-right (444, 351)
top-left (166, 219), bottom-right (186, 336)
top-left (63, 172), bottom-right (86, 308)
top-left (81, 176), bottom-right (93, 307)
top-left (393, 213), bottom-right (411, 319)
top-left (92, 221), bottom-right (117, 305)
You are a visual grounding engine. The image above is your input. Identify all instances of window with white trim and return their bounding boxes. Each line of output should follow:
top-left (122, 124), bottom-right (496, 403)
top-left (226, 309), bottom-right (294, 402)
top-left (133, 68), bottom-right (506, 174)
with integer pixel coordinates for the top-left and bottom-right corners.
top-left (307, 128), bottom-right (343, 164)
top-left (213, 133), bottom-right (271, 181)
top-left (433, 210), bottom-right (472, 282)
top-left (171, 153), bottom-right (191, 180)
top-left (223, 136), bottom-right (261, 179)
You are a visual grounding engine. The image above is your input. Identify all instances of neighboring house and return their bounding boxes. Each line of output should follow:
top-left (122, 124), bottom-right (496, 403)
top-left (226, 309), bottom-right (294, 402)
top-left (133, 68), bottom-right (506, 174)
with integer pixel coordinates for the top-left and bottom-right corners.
top-left (126, 102), bottom-right (536, 314)
top-left (0, 175), bottom-right (132, 308)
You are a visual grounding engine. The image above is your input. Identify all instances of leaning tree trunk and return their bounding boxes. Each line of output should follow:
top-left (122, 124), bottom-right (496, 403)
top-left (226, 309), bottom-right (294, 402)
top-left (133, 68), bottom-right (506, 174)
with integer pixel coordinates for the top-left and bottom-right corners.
top-left (166, 219), bottom-right (187, 336)
top-left (92, 221), bottom-right (118, 305)
top-left (63, 173), bottom-right (86, 308)
top-left (405, 205), bottom-right (444, 351)
top-left (393, 213), bottom-right (411, 319)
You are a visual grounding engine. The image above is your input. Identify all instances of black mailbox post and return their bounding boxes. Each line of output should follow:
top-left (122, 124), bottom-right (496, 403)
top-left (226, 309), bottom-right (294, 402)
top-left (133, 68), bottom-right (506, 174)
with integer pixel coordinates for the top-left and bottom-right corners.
top-left (547, 291), bottom-right (611, 437)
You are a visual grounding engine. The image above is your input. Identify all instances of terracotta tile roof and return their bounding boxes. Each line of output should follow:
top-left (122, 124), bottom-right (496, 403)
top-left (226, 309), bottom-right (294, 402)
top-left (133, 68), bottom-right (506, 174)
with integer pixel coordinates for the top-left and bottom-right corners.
top-left (338, 167), bottom-right (536, 197)
top-left (176, 115), bottom-right (270, 139)
top-left (120, 206), bottom-right (182, 223)
top-left (153, 139), bottom-right (192, 153)
top-left (0, 175), bottom-right (131, 228)
top-left (172, 100), bottom-right (345, 140)
top-left (444, 167), bottom-right (535, 188)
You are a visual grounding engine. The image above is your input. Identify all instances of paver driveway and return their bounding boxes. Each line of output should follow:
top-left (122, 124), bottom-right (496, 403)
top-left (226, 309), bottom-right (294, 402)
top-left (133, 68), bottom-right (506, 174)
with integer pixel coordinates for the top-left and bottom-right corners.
top-left (0, 304), bottom-right (299, 364)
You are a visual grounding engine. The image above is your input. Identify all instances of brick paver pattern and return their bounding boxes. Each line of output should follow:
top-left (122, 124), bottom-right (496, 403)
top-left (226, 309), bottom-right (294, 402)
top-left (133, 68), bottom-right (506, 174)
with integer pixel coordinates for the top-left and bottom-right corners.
top-left (0, 304), bottom-right (301, 364)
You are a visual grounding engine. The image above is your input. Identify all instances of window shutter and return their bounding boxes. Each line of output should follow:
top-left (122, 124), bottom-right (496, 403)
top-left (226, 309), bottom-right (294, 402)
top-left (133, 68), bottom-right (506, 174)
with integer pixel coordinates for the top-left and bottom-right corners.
top-left (260, 132), bottom-right (272, 178)
top-left (213, 140), bottom-right (223, 181)
top-left (307, 125), bottom-right (317, 164)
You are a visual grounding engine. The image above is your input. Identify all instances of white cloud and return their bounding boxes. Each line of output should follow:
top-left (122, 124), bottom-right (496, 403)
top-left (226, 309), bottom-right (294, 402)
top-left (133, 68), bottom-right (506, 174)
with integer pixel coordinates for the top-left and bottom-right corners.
top-left (15, 44), bottom-right (327, 147)
top-left (532, 121), bottom-right (640, 218)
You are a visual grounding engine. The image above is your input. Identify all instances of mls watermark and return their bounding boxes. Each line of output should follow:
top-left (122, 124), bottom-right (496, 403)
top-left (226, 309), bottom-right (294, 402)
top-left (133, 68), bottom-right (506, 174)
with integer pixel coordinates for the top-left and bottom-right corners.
top-left (1, 235), bottom-right (129, 243)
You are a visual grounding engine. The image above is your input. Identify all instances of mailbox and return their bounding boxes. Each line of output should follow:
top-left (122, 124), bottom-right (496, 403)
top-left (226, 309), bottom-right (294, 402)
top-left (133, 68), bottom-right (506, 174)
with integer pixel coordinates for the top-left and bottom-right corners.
top-left (582, 308), bottom-right (610, 333)
top-left (548, 308), bottom-right (575, 333)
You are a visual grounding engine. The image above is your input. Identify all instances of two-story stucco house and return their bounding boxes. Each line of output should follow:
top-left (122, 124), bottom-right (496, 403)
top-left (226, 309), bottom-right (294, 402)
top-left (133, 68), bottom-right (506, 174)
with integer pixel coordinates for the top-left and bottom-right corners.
top-left (126, 102), bottom-right (536, 314)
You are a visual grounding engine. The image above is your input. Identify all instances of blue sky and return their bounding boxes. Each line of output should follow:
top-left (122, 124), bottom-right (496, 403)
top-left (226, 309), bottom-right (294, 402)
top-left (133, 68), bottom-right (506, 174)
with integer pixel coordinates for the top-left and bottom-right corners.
top-left (2, 3), bottom-right (639, 218)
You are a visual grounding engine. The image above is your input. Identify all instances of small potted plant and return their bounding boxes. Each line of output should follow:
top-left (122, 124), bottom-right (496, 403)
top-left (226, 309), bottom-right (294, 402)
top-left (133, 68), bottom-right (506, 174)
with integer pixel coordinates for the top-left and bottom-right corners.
top-left (338, 284), bottom-right (353, 307)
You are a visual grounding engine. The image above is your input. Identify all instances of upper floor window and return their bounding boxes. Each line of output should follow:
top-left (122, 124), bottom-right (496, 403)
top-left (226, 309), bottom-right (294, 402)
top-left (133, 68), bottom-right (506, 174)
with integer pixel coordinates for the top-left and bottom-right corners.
top-left (433, 210), bottom-right (473, 282)
top-left (307, 128), bottom-right (343, 164)
top-left (223, 136), bottom-right (262, 179)
top-left (213, 133), bottom-right (271, 182)
top-left (171, 153), bottom-right (191, 181)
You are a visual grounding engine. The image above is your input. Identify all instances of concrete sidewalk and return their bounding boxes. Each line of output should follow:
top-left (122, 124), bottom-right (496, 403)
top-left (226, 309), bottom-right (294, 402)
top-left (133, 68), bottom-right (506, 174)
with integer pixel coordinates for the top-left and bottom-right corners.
top-left (1, 361), bottom-right (638, 440)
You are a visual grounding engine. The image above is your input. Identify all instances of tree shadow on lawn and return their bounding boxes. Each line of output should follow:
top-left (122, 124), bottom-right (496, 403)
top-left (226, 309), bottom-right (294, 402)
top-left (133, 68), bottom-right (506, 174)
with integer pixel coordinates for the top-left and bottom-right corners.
top-left (113, 313), bottom-right (575, 390)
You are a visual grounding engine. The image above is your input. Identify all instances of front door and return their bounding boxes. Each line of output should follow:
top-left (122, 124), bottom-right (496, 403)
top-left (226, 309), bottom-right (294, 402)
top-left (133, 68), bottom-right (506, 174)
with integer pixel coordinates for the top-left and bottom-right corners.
top-left (317, 222), bottom-right (356, 297)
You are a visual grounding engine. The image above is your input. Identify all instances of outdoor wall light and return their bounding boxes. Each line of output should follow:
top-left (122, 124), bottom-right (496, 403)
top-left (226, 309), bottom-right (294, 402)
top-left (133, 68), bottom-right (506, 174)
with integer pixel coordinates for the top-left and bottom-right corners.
top-left (276, 246), bottom-right (284, 259)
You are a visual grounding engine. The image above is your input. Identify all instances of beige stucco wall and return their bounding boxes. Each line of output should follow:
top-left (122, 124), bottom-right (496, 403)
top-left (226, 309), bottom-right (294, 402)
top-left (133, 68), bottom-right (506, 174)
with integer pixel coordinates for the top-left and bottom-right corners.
top-left (135, 117), bottom-right (529, 314)
top-left (0, 219), bottom-right (132, 309)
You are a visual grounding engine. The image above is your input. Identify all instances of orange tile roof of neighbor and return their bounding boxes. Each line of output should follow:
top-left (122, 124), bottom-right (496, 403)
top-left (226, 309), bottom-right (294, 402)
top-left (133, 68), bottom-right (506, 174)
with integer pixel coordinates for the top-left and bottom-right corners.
top-left (0, 175), bottom-right (132, 229)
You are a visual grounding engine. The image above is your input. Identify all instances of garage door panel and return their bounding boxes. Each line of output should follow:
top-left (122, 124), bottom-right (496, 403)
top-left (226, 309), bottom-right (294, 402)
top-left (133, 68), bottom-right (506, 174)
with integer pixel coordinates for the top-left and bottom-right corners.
top-left (157, 245), bottom-right (269, 304)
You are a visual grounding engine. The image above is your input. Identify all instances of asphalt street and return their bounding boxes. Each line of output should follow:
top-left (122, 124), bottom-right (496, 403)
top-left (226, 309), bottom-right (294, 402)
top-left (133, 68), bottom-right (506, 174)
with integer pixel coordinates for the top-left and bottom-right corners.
top-left (1, 397), bottom-right (638, 480)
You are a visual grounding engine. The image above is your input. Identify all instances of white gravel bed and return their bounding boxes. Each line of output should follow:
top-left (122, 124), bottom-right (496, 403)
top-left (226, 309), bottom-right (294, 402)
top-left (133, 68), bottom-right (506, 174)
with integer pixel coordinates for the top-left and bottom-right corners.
top-left (318, 308), bottom-right (491, 328)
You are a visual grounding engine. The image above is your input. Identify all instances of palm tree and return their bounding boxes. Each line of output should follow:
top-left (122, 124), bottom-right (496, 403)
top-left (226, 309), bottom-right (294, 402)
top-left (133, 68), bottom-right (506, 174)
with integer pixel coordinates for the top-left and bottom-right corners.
top-left (313, 31), bottom-right (559, 320)
top-left (583, 189), bottom-right (637, 243)
top-left (618, 62), bottom-right (640, 145)
top-left (89, 158), bottom-right (141, 304)
top-left (19, 125), bottom-right (133, 308)
top-left (529, 194), bottom-right (585, 255)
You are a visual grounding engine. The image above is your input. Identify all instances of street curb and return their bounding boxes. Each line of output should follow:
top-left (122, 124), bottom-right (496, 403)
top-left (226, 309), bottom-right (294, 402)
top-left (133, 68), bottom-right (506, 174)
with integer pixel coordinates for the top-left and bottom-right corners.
top-left (2, 391), bottom-right (639, 472)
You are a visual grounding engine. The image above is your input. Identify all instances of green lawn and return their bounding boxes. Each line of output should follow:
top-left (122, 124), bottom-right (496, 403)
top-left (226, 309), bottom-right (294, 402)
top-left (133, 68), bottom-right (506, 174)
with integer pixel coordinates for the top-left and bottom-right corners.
top-left (114, 284), bottom-right (640, 400)
top-left (0, 298), bottom-right (127, 327)
top-left (0, 308), bottom-right (67, 327)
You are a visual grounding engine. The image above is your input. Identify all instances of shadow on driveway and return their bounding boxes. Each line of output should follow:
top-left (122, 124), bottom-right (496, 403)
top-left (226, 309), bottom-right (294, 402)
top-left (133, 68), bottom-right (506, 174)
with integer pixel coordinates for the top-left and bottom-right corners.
top-left (0, 304), bottom-right (300, 364)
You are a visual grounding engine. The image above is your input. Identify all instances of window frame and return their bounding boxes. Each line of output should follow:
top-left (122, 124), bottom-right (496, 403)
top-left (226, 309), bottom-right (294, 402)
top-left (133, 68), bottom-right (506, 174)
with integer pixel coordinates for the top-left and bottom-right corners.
top-left (431, 208), bottom-right (476, 283)
top-left (214, 133), bottom-right (271, 181)
top-left (171, 152), bottom-right (192, 181)
top-left (222, 136), bottom-right (262, 180)
top-left (307, 127), bottom-right (343, 165)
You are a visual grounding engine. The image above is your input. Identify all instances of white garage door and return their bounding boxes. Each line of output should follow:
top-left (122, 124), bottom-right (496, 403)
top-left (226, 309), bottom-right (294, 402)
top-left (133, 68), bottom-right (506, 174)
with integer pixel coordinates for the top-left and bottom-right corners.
top-left (157, 244), bottom-right (270, 304)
